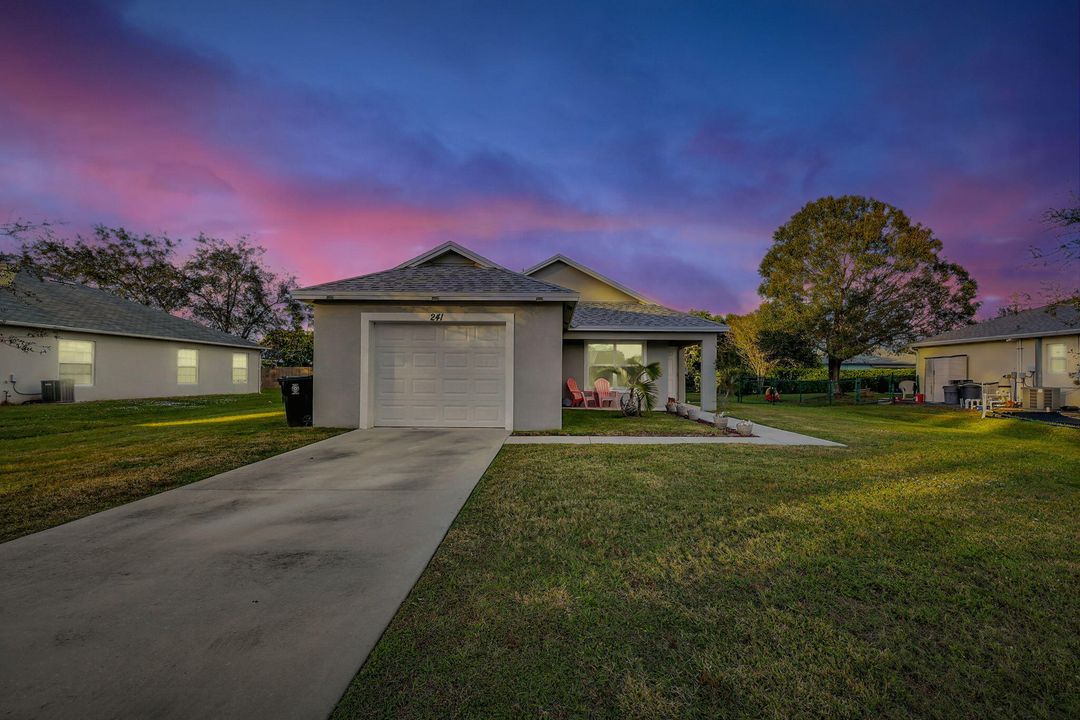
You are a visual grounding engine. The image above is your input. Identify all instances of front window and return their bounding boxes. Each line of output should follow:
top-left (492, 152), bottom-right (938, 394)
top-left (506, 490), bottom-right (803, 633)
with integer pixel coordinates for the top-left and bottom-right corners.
top-left (1047, 343), bottom-right (1067, 374)
top-left (177, 349), bottom-right (199, 384)
top-left (59, 339), bottom-right (94, 386)
top-left (232, 353), bottom-right (248, 384)
top-left (586, 342), bottom-right (644, 386)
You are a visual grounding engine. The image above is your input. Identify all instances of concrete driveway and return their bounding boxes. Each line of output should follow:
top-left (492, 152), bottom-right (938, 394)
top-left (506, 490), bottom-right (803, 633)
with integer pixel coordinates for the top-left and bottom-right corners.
top-left (0, 427), bottom-right (506, 720)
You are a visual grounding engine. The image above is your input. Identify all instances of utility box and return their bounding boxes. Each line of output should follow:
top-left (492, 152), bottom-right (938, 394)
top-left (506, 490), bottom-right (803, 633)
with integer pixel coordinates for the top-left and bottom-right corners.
top-left (1025, 387), bottom-right (1064, 411)
top-left (41, 379), bottom-right (75, 403)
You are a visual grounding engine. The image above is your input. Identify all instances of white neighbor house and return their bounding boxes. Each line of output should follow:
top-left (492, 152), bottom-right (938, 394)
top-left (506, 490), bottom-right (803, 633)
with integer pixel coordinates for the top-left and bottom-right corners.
top-left (1, 274), bottom-right (262, 404)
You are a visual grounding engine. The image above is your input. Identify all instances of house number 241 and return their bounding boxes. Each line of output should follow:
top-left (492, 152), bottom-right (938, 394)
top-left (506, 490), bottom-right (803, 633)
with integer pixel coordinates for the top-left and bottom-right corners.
top-left (429, 313), bottom-right (444, 322)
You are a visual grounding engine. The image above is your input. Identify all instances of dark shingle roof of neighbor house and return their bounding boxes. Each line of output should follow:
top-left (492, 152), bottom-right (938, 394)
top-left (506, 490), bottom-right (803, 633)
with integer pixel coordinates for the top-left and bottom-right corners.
top-left (569, 302), bottom-right (727, 332)
top-left (912, 304), bottom-right (1080, 347)
top-left (0, 274), bottom-right (261, 349)
top-left (294, 264), bottom-right (578, 299)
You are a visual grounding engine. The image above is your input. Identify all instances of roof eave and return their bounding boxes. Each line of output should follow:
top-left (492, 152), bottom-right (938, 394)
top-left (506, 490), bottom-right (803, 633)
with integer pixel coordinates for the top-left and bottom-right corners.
top-left (568, 324), bottom-right (728, 333)
top-left (0, 320), bottom-right (262, 350)
top-left (912, 327), bottom-right (1080, 348)
top-left (293, 290), bottom-right (580, 302)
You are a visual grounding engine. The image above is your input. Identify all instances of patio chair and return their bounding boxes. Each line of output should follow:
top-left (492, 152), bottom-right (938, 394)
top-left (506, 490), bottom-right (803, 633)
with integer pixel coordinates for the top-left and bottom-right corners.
top-left (593, 377), bottom-right (616, 408)
top-left (566, 377), bottom-right (596, 407)
top-left (898, 380), bottom-right (916, 400)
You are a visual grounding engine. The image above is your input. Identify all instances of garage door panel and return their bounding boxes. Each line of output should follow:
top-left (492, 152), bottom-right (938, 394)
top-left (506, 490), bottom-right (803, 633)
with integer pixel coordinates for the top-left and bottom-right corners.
top-left (474, 379), bottom-right (501, 396)
top-left (373, 322), bottom-right (506, 428)
top-left (411, 378), bottom-right (438, 395)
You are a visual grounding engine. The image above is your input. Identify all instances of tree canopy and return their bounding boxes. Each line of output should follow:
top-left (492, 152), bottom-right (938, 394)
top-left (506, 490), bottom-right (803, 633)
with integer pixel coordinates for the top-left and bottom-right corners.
top-left (759, 196), bottom-right (979, 385)
top-left (21, 227), bottom-right (307, 341)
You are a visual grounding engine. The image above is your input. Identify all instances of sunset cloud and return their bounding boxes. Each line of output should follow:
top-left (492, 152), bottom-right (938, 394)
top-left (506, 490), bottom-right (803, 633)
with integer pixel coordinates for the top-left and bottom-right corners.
top-left (1, 0), bottom-right (1075, 315)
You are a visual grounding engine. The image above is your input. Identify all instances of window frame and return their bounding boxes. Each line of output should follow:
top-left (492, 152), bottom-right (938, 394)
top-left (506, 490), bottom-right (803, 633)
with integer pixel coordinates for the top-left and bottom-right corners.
top-left (177, 348), bottom-right (199, 385)
top-left (231, 352), bottom-right (248, 385)
top-left (58, 338), bottom-right (95, 387)
top-left (1047, 343), bottom-right (1067, 375)
top-left (584, 342), bottom-right (645, 388)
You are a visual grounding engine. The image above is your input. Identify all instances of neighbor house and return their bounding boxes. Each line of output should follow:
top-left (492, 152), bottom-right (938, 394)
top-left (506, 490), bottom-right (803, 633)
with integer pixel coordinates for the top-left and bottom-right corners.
top-left (1, 274), bottom-right (262, 404)
top-left (294, 242), bottom-right (727, 430)
top-left (912, 304), bottom-right (1079, 404)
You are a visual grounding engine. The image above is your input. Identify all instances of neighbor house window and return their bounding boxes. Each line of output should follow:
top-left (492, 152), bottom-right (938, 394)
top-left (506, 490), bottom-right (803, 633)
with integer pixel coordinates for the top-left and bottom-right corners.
top-left (58, 339), bottom-right (94, 386)
top-left (232, 353), bottom-right (248, 384)
top-left (177, 349), bottom-right (199, 384)
top-left (586, 342), bottom-right (644, 385)
top-left (1047, 343), bottom-right (1067, 374)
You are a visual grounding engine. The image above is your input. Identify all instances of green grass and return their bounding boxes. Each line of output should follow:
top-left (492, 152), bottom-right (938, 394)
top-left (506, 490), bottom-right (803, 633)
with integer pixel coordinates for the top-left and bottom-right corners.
top-left (335, 404), bottom-right (1080, 719)
top-left (514, 408), bottom-right (729, 436)
top-left (0, 390), bottom-right (345, 542)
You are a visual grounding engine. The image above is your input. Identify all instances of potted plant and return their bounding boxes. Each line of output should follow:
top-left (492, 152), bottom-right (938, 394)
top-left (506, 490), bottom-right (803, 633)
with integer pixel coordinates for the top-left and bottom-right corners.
top-left (676, 403), bottom-right (689, 417)
top-left (713, 412), bottom-right (728, 429)
top-left (665, 397), bottom-right (678, 413)
top-left (614, 361), bottom-right (662, 417)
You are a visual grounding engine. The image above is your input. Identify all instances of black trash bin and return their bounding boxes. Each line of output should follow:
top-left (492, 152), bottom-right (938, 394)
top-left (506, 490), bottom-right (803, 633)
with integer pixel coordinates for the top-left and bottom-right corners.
top-left (958, 383), bottom-right (981, 404)
top-left (278, 375), bottom-right (313, 427)
top-left (942, 384), bottom-right (959, 405)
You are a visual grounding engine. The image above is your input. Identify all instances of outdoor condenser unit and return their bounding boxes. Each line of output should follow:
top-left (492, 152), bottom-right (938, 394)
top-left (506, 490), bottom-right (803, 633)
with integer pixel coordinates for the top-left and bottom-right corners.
top-left (40, 379), bottom-right (75, 403)
top-left (1024, 387), bottom-right (1063, 411)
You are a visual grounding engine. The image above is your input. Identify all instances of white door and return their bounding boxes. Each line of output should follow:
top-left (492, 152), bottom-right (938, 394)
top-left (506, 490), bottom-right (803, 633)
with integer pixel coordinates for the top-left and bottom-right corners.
top-left (925, 355), bottom-right (968, 402)
top-left (373, 323), bottom-right (506, 427)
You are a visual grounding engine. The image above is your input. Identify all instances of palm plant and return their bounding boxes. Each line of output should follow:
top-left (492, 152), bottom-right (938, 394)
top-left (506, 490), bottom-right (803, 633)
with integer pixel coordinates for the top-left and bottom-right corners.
top-left (616, 361), bottom-right (662, 416)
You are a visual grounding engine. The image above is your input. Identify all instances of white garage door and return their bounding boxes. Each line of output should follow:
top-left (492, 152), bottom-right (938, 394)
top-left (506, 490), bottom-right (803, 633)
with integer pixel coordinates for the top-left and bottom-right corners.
top-left (373, 323), bottom-right (506, 427)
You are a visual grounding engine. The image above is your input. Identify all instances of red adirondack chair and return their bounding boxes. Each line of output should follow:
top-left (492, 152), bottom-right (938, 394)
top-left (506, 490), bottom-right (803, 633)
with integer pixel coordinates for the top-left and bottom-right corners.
top-left (566, 377), bottom-right (596, 407)
top-left (593, 377), bottom-right (616, 407)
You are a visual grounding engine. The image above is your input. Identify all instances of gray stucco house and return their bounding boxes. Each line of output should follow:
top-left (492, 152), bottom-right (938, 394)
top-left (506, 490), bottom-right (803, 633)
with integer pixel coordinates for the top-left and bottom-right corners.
top-left (1, 274), bottom-right (262, 404)
top-left (294, 242), bottom-right (727, 431)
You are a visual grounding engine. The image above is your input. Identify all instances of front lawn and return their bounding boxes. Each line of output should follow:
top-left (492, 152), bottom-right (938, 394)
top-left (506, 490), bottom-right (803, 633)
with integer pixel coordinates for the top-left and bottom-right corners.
top-left (336, 404), bottom-right (1079, 719)
top-left (515, 408), bottom-right (729, 436)
top-left (0, 390), bottom-right (345, 542)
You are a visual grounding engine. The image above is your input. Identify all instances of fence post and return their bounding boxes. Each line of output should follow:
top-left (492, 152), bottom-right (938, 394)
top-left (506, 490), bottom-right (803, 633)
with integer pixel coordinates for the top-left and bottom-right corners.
top-left (854, 377), bottom-right (861, 404)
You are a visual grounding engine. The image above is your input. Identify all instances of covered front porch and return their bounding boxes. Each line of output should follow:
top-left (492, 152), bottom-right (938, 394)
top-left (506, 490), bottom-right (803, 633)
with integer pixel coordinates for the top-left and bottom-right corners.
top-left (559, 332), bottom-right (719, 412)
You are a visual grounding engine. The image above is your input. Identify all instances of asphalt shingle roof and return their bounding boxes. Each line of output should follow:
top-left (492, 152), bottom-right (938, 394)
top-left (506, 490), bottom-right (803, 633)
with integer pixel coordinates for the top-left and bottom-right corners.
top-left (570, 302), bottom-right (726, 331)
top-left (297, 264), bottom-right (577, 297)
top-left (0, 275), bottom-right (261, 348)
top-left (914, 304), bottom-right (1080, 346)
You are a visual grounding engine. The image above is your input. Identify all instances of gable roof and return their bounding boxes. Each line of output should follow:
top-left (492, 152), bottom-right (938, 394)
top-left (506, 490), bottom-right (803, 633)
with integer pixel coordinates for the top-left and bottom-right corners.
top-left (569, 302), bottom-right (727, 332)
top-left (392, 241), bottom-right (506, 270)
top-left (295, 243), bottom-right (578, 301)
top-left (523, 254), bottom-right (650, 303)
top-left (0, 275), bottom-right (261, 349)
top-left (912, 304), bottom-right (1080, 347)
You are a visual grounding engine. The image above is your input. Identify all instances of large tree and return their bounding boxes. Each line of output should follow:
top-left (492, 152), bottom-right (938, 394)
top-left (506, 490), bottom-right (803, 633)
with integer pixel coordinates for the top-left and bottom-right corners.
top-left (760, 196), bottom-right (979, 387)
top-left (22, 227), bottom-right (306, 340)
top-left (1038, 200), bottom-right (1080, 313)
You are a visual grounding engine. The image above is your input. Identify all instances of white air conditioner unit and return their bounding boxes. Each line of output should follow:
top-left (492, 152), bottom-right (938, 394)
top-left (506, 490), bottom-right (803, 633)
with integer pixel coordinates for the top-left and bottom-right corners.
top-left (1024, 387), bottom-right (1063, 411)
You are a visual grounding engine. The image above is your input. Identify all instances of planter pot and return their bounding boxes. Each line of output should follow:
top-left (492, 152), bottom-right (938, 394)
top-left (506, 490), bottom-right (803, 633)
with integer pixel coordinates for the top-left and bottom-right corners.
top-left (676, 403), bottom-right (689, 417)
top-left (713, 415), bottom-right (728, 430)
top-left (687, 407), bottom-right (700, 421)
top-left (735, 420), bottom-right (753, 437)
top-left (665, 401), bottom-right (677, 414)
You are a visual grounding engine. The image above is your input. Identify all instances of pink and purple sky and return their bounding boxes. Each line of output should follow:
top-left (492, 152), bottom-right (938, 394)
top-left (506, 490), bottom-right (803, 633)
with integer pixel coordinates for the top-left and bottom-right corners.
top-left (1, 0), bottom-right (1077, 316)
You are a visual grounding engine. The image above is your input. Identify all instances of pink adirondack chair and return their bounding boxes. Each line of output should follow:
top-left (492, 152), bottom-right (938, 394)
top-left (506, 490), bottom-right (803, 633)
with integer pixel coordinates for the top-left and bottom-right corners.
top-left (566, 377), bottom-right (596, 407)
top-left (593, 377), bottom-right (616, 408)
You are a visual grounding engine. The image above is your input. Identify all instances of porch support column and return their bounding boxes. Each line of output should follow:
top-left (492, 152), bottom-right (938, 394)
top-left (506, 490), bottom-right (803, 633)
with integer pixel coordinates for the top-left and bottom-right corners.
top-left (677, 347), bottom-right (687, 403)
top-left (700, 334), bottom-right (717, 412)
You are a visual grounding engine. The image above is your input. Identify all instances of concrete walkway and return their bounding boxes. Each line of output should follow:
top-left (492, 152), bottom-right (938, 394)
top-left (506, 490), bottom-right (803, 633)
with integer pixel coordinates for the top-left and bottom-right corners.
top-left (0, 427), bottom-right (506, 720)
top-left (507, 414), bottom-right (844, 447)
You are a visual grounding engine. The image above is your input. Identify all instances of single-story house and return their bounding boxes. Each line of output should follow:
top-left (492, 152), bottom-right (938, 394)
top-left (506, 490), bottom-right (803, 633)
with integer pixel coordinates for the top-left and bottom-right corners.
top-left (294, 242), bottom-right (727, 430)
top-left (1, 274), bottom-right (262, 404)
top-left (912, 304), bottom-right (1079, 404)
top-left (823, 351), bottom-right (916, 371)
